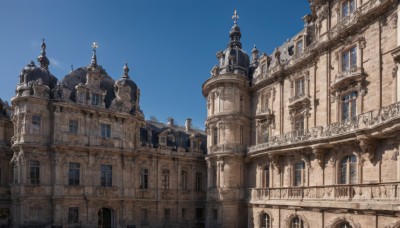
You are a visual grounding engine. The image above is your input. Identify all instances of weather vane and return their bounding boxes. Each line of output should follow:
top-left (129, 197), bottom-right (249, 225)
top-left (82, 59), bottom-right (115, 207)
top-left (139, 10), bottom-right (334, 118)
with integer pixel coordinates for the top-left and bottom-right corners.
top-left (232, 9), bottom-right (239, 24)
top-left (92, 42), bottom-right (98, 51)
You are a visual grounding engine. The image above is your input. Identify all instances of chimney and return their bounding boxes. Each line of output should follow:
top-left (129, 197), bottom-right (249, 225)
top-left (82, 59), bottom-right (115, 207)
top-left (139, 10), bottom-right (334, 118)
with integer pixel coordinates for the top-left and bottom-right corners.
top-left (167, 117), bottom-right (174, 126)
top-left (185, 118), bottom-right (192, 131)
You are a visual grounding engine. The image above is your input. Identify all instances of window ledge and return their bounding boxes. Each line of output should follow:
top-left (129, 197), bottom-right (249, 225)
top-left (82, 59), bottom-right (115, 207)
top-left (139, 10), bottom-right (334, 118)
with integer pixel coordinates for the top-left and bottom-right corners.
top-left (331, 67), bottom-right (364, 92)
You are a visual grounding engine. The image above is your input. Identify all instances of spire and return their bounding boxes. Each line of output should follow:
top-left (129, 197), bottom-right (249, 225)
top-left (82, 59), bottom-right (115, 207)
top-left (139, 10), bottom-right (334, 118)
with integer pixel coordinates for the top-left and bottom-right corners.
top-left (37, 39), bottom-right (50, 70)
top-left (122, 62), bottom-right (130, 79)
top-left (90, 42), bottom-right (98, 68)
top-left (252, 45), bottom-right (259, 63)
top-left (228, 10), bottom-right (242, 48)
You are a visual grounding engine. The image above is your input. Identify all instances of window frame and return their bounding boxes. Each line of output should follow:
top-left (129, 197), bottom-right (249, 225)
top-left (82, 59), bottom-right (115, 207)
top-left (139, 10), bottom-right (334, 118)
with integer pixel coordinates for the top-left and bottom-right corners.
top-left (291, 216), bottom-right (305, 228)
top-left (140, 168), bottom-right (149, 189)
top-left (69, 119), bottom-right (79, 134)
top-left (213, 126), bottom-right (218, 146)
top-left (341, 46), bottom-right (357, 73)
top-left (91, 93), bottom-right (101, 106)
top-left (341, 0), bottom-right (356, 19)
top-left (262, 165), bottom-right (270, 188)
top-left (195, 172), bottom-right (203, 191)
top-left (295, 39), bottom-right (304, 55)
top-left (30, 160), bottom-right (40, 185)
top-left (100, 124), bottom-right (111, 138)
top-left (162, 169), bottom-right (170, 190)
top-left (68, 207), bottom-right (79, 224)
top-left (339, 155), bottom-right (357, 184)
top-left (294, 114), bottom-right (305, 135)
top-left (31, 115), bottom-right (41, 134)
top-left (294, 78), bottom-right (305, 97)
top-left (260, 212), bottom-right (271, 228)
top-left (293, 161), bottom-right (306, 187)
top-left (68, 162), bottom-right (80, 186)
top-left (181, 170), bottom-right (188, 190)
top-left (341, 91), bottom-right (358, 122)
top-left (100, 164), bottom-right (112, 187)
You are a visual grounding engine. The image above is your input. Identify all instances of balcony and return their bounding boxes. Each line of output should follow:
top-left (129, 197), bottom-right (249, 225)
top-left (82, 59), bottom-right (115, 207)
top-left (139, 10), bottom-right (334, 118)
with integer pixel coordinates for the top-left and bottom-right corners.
top-left (331, 67), bottom-right (364, 92)
top-left (249, 182), bottom-right (399, 205)
top-left (249, 101), bottom-right (400, 153)
top-left (288, 93), bottom-right (311, 111)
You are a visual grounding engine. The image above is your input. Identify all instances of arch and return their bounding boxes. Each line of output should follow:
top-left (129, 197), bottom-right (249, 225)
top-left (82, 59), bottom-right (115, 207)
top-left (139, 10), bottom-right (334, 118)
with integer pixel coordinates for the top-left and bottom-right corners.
top-left (325, 215), bottom-right (361, 228)
top-left (285, 213), bottom-right (310, 228)
top-left (256, 210), bottom-right (273, 228)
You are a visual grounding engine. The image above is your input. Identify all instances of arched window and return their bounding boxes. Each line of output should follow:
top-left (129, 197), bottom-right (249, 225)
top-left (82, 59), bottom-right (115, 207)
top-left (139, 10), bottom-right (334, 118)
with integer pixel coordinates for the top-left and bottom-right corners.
top-left (291, 216), bottom-right (304, 228)
top-left (337, 221), bottom-right (352, 228)
top-left (294, 161), bottom-right (305, 186)
top-left (260, 212), bottom-right (271, 228)
top-left (339, 155), bottom-right (357, 184)
top-left (263, 165), bottom-right (270, 188)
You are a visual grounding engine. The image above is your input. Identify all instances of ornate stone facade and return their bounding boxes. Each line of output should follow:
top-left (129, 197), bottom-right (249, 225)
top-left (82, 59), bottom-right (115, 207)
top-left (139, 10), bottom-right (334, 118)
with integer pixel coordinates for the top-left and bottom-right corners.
top-left (203, 0), bottom-right (400, 227)
top-left (0, 42), bottom-right (207, 227)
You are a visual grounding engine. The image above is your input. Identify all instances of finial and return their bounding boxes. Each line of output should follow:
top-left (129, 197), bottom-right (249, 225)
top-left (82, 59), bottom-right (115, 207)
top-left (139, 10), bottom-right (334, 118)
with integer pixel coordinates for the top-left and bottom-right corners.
top-left (252, 45), bottom-right (258, 53)
top-left (90, 42), bottom-right (98, 67)
top-left (41, 38), bottom-right (46, 55)
top-left (122, 62), bottom-right (130, 79)
top-left (232, 9), bottom-right (239, 24)
top-left (37, 38), bottom-right (50, 70)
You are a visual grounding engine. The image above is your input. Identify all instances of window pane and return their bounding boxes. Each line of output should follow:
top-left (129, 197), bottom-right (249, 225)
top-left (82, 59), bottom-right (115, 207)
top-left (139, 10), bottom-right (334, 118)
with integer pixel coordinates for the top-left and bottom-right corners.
top-left (350, 47), bottom-right (357, 69)
top-left (349, 155), bottom-right (357, 184)
top-left (294, 162), bottom-right (305, 186)
top-left (340, 158), bottom-right (348, 184)
top-left (100, 165), bottom-right (112, 187)
top-left (342, 51), bottom-right (350, 71)
top-left (342, 1), bottom-right (349, 17)
top-left (350, 0), bottom-right (356, 13)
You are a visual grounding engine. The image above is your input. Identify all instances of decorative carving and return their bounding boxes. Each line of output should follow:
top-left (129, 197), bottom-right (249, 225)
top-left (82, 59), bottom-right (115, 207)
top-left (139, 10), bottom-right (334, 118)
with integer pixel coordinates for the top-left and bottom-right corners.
top-left (269, 155), bottom-right (281, 173)
top-left (312, 146), bottom-right (325, 168)
top-left (357, 136), bottom-right (376, 162)
top-left (325, 215), bottom-right (361, 228)
top-left (391, 150), bottom-right (399, 161)
top-left (392, 66), bottom-right (398, 78)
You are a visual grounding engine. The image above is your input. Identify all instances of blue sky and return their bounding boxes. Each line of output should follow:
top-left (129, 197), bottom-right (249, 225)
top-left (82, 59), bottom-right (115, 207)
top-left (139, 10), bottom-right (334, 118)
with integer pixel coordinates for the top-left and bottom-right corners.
top-left (0, 0), bottom-right (310, 129)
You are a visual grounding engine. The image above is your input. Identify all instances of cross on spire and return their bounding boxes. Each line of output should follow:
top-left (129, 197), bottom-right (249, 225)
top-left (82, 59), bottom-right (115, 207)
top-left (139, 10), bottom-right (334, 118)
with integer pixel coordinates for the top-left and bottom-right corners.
top-left (232, 9), bottom-right (239, 24)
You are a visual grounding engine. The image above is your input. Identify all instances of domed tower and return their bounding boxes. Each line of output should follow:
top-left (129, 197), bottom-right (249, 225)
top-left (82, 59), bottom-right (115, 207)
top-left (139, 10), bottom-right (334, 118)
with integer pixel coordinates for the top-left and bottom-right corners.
top-left (202, 10), bottom-right (251, 228)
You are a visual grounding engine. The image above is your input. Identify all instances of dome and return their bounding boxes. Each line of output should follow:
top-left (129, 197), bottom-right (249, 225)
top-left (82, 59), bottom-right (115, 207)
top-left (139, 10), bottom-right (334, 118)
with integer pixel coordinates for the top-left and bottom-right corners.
top-left (61, 66), bottom-right (115, 108)
top-left (18, 61), bottom-right (58, 90)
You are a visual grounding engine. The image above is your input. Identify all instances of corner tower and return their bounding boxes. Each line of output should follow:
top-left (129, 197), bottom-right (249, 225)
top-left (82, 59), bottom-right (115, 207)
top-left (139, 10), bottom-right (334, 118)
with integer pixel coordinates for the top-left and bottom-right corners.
top-left (202, 10), bottom-right (253, 228)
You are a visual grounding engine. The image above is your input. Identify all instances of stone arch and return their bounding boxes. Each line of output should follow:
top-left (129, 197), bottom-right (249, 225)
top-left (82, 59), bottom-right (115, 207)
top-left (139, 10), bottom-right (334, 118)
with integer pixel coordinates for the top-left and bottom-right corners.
top-left (254, 209), bottom-right (273, 228)
top-left (325, 215), bottom-right (361, 228)
top-left (285, 212), bottom-right (310, 228)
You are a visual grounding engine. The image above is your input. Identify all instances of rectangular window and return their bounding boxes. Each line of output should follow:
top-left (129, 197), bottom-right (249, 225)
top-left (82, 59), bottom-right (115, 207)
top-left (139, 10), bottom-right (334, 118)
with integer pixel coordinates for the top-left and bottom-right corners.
top-left (196, 208), bottom-right (204, 221)
top-left (100, 165), bottom-right (112, 187)
top-left (263, 127), bottom-right (269, 143)
top-left (69, 120), bottom-right (78, 134)
top-left (164, 208), bottom-right (171, 221)
top-left (181, 171), bottom-right (188, 190)
top-left (263, 166), bottom-right (270, 188)
top-left (240, 125), bottom-right (243, 145)
top-left (92, 94), bottom-right (100, 106)
top-left (32, 115), bottom-right (41, 134)
top-left (68, 162), bottom-right (80, 186)
top-left (296, 40), bottom-right (303, 55)
top-left (195, 172), bottom-right (202, 191)
top-left (68, 207), bottom-right (79, 224)
top-left (141, 208), bottom-right (148, 220)
top-left (30, 160), bottom-right (40, 185)
top-left (182, 208), bottom-right (187, 219)
top-left (342, 0), bottom-right (356, 18)
top-left (213, 209), bottom-right (218, 221)
top-left (140, 168), bottom-right (149, 189)
top-left (162, 169), bottom-right (169, 190)
top-left (101, 124), bottom-right (111, 138)
top-left (294, 162), bottom-right (305, 186)
top-left (295, 78), bottom-right (305, 97)
top-left (294, 115), bottom-right (304, 135)
top-left (342, 46), bottom-right (357, 72)
top-left (213, 127), bottom-right (218, 146)
top-left (342, 91), bottom-right (357, 121)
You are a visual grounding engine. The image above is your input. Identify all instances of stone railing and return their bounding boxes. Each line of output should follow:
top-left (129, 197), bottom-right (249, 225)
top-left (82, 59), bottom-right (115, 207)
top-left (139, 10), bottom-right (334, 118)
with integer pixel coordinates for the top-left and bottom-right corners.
top-left (249, 101), bottom-right (400, 153)
top-left (249, 182), bottom-right (399, 202)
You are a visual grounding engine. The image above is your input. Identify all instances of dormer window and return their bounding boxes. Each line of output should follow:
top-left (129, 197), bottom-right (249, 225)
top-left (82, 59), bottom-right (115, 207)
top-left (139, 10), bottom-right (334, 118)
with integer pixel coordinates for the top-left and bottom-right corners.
top-left (342, 0), bottom-right (356, 18)
top-left (342, 46), bottom-right (357, 72)
top-left (295, 39), bottom-right (304, 55)
top-left (92, 94), bottom-right (100, 106)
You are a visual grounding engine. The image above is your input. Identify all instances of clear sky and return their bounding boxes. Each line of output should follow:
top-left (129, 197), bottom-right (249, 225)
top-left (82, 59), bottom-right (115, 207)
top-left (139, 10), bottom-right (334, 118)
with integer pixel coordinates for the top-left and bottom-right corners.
top-left (0, 0), bottom-right (311, 129)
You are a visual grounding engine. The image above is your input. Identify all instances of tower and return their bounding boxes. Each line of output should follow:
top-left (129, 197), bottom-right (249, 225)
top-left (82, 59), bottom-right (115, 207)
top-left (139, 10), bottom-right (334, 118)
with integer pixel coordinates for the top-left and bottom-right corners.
top-left (202, 10), bottom-right (253, 228)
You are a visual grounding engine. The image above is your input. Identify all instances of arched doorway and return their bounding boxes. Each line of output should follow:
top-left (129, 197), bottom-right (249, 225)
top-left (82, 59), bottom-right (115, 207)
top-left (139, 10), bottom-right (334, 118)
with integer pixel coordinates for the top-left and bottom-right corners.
top-left (98, 208), bottom-right (113, 228)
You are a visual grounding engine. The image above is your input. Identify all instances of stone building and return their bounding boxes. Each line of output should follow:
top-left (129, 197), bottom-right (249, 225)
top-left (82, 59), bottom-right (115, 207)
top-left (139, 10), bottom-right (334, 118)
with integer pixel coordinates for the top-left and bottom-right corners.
top-left (0, 40), bottom-right (207, 227)
top-left (203, 0), bottom-right (400, 227)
